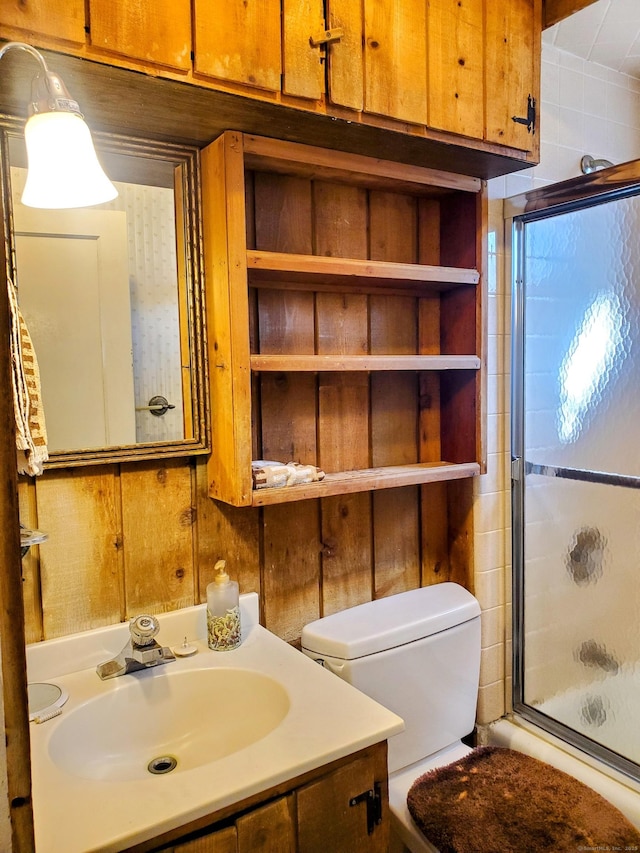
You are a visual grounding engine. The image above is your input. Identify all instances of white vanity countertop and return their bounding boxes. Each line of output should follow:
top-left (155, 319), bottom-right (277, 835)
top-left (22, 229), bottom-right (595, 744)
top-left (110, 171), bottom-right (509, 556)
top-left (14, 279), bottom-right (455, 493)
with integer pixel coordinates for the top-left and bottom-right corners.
top-left (27, 594), bottom-right (404, 853)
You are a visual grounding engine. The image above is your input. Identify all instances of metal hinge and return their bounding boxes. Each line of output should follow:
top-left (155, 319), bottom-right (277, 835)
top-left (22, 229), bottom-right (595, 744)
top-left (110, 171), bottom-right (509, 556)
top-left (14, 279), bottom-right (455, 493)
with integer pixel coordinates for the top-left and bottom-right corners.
top-left (349, 782), bottom-right (383, 835)
top-left (512, 94), bottom-right (536, 134)
top-left (511, 457), bottom-right (522, 482)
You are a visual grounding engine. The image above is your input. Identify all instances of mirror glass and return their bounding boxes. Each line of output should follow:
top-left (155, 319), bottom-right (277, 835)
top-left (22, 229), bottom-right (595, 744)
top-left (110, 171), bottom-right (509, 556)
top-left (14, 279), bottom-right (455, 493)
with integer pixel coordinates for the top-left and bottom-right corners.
top-left (1, 117), bottom-right (208, 466)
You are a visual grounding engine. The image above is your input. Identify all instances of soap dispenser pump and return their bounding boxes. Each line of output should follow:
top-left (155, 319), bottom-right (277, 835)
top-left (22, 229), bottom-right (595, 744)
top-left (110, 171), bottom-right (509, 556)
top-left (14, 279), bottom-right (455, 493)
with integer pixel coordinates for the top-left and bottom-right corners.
top-left (206, 559), bottom-right (241, 650)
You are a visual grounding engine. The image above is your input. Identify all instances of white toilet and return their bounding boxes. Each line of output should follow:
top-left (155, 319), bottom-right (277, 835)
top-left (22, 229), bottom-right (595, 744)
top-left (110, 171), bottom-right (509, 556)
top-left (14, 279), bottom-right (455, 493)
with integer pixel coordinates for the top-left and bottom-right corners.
top-left (301, 582), bottom-right (481, 853)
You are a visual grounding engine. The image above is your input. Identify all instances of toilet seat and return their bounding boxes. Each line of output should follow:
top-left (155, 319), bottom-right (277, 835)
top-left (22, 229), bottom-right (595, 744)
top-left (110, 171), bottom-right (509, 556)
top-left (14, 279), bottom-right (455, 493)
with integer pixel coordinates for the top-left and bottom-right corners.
top-left (388, 741), bottom-right (474, 853)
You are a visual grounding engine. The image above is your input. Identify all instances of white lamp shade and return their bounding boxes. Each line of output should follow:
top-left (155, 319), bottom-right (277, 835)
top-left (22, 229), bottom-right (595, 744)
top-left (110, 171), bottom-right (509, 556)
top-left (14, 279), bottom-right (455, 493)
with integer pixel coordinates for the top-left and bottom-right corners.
top-left (21, 112), bottom-right (118, 209)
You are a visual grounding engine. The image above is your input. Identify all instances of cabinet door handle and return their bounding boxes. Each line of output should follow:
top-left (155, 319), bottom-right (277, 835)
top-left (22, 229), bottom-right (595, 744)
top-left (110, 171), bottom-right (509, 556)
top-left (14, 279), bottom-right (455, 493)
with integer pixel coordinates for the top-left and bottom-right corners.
top-left (310, 27), bottom-right (344, 47)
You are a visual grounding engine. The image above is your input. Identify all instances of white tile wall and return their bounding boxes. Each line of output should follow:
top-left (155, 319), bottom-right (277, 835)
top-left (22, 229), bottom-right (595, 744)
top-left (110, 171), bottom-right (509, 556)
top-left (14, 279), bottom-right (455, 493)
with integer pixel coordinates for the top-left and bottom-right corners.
top-left (474, 42), bottom-right (640, 725)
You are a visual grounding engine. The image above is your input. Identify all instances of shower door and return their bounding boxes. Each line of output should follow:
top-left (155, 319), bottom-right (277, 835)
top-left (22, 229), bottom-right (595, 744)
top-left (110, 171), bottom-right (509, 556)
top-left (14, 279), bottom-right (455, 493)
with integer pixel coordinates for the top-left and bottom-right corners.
top-left (511, 162), bottom-right (640, 782)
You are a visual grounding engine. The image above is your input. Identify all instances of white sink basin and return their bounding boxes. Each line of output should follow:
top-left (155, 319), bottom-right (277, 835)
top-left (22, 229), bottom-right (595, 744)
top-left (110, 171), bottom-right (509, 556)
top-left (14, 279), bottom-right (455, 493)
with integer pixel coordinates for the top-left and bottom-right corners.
top-left (48, 668), bottom-right (290, 781)
top-left (27, 594), bottom-right (404, 853)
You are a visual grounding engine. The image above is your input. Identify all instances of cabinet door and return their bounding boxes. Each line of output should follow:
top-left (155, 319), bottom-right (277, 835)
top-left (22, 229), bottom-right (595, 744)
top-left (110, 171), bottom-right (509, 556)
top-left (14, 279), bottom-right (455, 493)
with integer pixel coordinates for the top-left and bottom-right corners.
top-left (282, 0), bottom-right (325, 100)
top-left (88, 0), bottom-right (191, 70)
top-left (1, 0), bottom-right (85, 44)
top-left (193, 0), bottom-right (281, 92)
top-left (172, 825), bottom-right (237, 852)
top-left (297, 752), bottom-right (388, 853)
top-left (426, 0), bottom-right (484, 140)
top-left (484, 0), bottom-right (542, 150)
top-left (326, 0), bottom-right (364, 111)
top-left (237, 796), bottom-right (296, 852)
top-left (363, 0), bottom-right (428, 125)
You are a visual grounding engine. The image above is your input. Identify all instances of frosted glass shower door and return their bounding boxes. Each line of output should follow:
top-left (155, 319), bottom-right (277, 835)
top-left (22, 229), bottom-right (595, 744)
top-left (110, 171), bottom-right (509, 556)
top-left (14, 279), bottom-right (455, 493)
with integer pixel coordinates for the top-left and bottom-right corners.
top-left (513, 187), bottom-right (640, 780)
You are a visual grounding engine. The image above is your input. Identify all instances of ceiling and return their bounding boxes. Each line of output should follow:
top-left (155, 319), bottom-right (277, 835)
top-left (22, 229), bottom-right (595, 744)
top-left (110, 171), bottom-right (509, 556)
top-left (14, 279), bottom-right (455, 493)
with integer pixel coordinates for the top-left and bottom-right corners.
top-left (544, 0), bottom-right (640, 78)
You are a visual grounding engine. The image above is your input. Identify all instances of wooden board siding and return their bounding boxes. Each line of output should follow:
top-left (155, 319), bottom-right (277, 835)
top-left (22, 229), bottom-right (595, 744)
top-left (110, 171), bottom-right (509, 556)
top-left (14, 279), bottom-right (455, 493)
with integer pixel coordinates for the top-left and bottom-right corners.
top-left (1, 198), bottom-right (35, 852)
top-left (36, 466), bottom-right (123, 637)
top-left (18, 458), bottom-right (473, 644)
top-left (368, 192), bottom-right (421, 599)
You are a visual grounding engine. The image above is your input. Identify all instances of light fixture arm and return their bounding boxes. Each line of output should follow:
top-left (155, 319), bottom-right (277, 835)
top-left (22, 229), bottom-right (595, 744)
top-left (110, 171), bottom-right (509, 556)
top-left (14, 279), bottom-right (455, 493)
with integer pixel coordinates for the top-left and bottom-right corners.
top-left (0, 41), bottom-right (82, 118)
top-left (0, 40), bottom-right (50, 71)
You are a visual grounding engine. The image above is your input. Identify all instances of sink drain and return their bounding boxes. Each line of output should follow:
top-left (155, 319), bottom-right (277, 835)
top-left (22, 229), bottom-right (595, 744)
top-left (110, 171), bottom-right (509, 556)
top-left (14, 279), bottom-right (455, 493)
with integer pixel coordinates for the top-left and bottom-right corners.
top-left (147, 755), bottom-right (178, 775)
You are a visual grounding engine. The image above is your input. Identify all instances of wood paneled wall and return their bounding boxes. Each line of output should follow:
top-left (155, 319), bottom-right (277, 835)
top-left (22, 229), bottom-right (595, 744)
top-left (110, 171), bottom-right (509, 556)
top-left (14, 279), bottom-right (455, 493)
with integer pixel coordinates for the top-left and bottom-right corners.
top-left (18, 158), bottom-right (478, 648)
top-left (18, 457), bottom-right (473, 645)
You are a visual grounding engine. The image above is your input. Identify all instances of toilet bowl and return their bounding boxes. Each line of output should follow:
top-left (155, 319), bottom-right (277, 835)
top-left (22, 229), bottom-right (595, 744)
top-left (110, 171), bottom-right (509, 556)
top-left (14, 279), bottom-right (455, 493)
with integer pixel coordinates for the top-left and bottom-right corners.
top-left (301, 583), bottom-right (481, 852)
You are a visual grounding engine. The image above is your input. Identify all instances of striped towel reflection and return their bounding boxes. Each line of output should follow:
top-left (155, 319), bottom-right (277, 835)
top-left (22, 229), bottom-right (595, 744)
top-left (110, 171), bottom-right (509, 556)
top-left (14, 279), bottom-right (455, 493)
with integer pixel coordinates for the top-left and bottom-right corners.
top-left (7, 276), bottom-right (48, 476)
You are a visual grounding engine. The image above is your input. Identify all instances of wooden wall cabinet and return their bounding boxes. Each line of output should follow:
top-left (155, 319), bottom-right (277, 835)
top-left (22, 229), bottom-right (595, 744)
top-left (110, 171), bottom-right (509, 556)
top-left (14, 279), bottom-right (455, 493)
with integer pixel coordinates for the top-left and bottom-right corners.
top-left (193, 0), bottom-right (541, 155)
top-left (87, 0), bottom-right (192, 70)
top-left (193, 0), bottom-right (284, 93)
top-left (129, 743), bottom-right (389, 853)
top-left (1, 0), bottom-right (541, 162)
top-left (1, 0), bottom-right (86, 45)
top-left (202, 132), bottom-right (486, 508)
top-left (2, 0), bottom-right (192, 69)
top-left (326, 0), bottom-right (540, 154)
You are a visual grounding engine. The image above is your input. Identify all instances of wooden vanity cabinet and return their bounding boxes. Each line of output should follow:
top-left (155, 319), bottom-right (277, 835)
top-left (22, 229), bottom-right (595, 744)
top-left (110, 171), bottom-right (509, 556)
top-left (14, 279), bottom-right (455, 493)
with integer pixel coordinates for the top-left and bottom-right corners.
top-left (170, 798), bottom-right (296, 852)
top-left (202, 131), bottom-right (486, 508)
top-left (131, 743), bottom-right (389, 853)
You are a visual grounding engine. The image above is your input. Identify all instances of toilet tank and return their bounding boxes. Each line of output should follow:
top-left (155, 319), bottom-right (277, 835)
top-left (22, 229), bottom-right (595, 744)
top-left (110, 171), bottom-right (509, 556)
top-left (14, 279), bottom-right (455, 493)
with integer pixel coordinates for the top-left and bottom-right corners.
top-left (301, 583), bottom-right (481, 774)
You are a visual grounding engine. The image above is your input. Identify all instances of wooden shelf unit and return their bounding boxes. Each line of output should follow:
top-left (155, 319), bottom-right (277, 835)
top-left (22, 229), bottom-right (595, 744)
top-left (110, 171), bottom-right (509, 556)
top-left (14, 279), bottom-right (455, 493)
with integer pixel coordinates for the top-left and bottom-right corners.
top-left (202, 132), bottom-right (486, 507)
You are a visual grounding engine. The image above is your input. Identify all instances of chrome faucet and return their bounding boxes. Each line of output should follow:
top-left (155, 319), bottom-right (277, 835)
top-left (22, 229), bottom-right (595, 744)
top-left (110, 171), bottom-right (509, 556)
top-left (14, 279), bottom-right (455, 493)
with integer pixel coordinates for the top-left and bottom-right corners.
top-left (96, 614), bottom-right (176, 680)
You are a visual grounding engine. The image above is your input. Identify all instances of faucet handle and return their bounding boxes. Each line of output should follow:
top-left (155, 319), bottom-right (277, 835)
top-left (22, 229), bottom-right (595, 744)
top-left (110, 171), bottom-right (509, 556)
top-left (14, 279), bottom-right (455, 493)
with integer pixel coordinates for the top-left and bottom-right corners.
top-left (129, 614), bottom-right (160, 646)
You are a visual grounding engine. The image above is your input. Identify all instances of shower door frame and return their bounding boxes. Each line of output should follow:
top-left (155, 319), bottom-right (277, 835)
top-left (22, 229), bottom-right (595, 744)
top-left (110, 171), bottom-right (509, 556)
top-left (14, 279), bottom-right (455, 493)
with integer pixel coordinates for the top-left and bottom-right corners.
top-left (510, 159), bottom-right (640, 784)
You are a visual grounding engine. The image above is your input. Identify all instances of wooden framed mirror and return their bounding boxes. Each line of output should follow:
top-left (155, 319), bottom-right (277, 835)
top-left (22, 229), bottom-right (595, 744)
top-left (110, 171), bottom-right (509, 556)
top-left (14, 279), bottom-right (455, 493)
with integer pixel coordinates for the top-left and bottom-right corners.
top-left (0, 115), bottom-right (209, 467)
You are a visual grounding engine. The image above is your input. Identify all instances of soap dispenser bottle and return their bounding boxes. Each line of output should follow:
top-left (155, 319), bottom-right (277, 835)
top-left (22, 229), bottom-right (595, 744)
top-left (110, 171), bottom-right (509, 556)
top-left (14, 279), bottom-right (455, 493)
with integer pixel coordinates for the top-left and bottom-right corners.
top-left (206, 559), bottom-right (241, 650)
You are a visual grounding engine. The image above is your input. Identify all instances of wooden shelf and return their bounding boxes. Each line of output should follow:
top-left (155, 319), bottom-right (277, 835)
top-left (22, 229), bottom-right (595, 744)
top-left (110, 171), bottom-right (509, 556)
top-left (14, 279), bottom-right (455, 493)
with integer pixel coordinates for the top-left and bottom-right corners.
top-left (203, 132), bottom-right (485, 507)
top-left (242, 135), bottom-right (484, 195)
top-left (246, 251), bottom-right (479, 290)
top-left (250, 355), bottom-right (481, 372)
top-left (251, 462), bottom-right (481, 506)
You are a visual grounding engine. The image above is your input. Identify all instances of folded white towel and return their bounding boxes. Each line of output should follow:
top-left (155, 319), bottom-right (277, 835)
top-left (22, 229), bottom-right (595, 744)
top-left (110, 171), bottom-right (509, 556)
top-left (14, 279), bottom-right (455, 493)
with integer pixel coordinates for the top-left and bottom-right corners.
top-left (252, 460), bottom-right (325, 490)
top-left (7, 276), bottom-right (48, 476)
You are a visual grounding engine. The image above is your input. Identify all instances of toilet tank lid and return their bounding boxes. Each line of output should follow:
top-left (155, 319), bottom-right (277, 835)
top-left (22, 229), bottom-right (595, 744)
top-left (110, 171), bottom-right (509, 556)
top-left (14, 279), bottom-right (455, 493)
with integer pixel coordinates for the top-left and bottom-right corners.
top-left (301, 583), bottom-right (480, 660)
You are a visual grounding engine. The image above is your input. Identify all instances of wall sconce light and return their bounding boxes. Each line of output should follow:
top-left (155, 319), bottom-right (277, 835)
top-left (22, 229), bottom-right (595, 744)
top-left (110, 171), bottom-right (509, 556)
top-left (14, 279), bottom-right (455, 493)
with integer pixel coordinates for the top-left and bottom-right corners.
top-left (0, 41), bottom-right (117, 208)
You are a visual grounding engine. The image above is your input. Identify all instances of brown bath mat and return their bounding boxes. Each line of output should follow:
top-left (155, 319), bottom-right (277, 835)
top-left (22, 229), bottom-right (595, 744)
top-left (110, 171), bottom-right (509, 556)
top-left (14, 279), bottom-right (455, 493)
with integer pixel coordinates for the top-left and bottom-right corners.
top-left (407, 746), bottom-right (640, 853)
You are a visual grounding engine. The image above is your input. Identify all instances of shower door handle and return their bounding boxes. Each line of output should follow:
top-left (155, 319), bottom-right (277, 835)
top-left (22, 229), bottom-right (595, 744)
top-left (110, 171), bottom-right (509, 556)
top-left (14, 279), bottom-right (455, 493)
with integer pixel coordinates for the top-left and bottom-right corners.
top-left (511, 457), bottom-right (522, 482)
